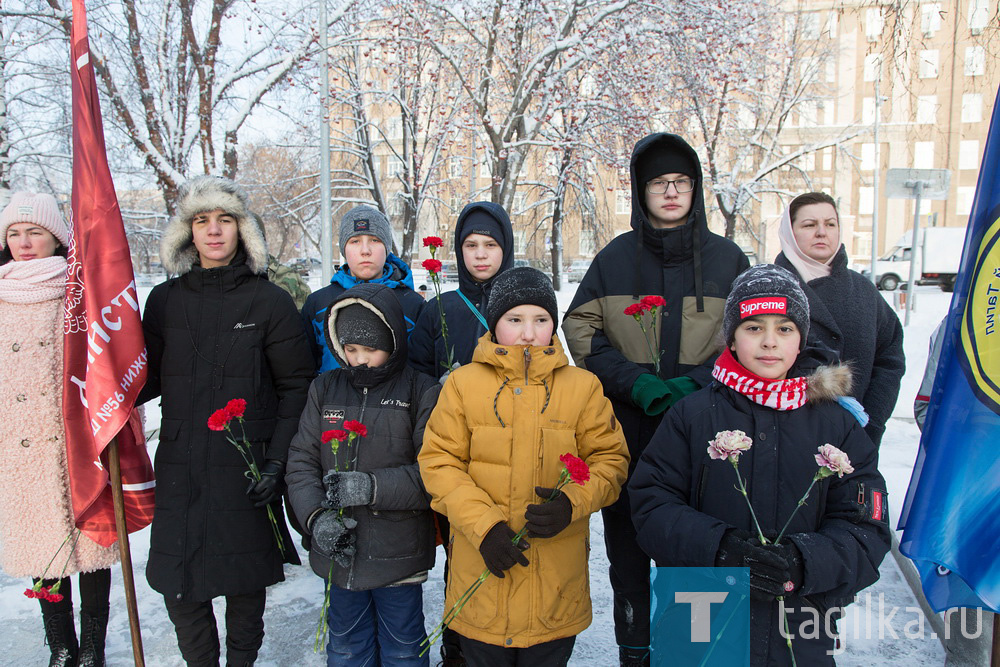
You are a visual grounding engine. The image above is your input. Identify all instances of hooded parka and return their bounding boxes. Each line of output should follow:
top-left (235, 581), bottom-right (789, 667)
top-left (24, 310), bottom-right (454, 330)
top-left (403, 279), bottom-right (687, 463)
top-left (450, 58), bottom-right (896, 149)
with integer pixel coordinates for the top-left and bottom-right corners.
top-left (629, 357), bottom-right (891, 666)
top-left (408, 202), bottom-right (514, 379)
top-left (286, 283), bottom-right (441, 590)
top-left (418, 333), bottom-right (629, 647)
top-left (140, 181), bottom-right (313, 602)
top-left (301, 254), bottom-right (425, 372)
top-left (563, 133), bottom-right (750, 488)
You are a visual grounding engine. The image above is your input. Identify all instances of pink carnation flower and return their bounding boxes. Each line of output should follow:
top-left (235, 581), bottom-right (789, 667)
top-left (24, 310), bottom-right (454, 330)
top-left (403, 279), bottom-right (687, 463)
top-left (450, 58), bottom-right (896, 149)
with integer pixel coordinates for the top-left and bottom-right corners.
top-left (707, 430), bottom-right (753, 462)
top-left (815, 444), bottom-right (854, 478)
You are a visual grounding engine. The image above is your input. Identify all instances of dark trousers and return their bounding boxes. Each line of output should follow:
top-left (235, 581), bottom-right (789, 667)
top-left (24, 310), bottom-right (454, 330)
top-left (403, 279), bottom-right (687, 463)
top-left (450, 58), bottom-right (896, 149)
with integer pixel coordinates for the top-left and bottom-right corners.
top-left (164, 589), bottom-right (266, 667)
top-left (325, 582), bottom-right (427, 666)
top-left (459, 635), bottom-right (576, 667)
top-left (603, 506), bottom-right (651, 650)
top-left (458, 635), bottom-right (575, 667)
top-left (36, 568), bottom-right (112, 615)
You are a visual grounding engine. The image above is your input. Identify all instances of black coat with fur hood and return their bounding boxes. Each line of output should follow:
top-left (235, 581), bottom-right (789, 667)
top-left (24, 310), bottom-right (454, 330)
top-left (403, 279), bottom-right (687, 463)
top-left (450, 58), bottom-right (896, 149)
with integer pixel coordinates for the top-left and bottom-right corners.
top-left (630, 353), bottom-right (890, 666)
top-left (140, 176), bottom-right (314, 602)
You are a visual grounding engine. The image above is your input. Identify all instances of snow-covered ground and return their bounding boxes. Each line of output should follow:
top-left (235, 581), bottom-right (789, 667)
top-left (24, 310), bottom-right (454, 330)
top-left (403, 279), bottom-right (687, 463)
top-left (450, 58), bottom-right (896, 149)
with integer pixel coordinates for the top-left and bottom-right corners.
top-left (0, 275), bottom-right (955, 665)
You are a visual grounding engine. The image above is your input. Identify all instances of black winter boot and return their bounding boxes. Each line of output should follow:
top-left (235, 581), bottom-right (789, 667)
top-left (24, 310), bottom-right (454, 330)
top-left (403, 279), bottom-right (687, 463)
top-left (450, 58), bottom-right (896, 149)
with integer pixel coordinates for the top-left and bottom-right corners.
top-left (619, 645), bottom-right (650, 667)
top-left (78, 609), bottom-right (109, 667)
top-left (438, 642), bottom-right (466, 667)
top-left (42, 610), bottom-right (79, 667)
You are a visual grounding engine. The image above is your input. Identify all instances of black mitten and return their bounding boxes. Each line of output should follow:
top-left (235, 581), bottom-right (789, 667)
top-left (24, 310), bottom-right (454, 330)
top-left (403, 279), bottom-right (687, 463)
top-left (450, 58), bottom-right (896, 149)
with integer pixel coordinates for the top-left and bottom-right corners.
top-left (248, 459), bottom-right (284, 508)
top-left (323, 470), bottom-right (375, 509)
top-left (524, 487), bottom-right (573, 538)
top-left (478, 522), bottom-right (529, 578)
top-left (715, 530), bottom-right (791, 600)
top-left (762, 540), bottom-right (805, 594)
top-left (311, 511), bottom-right (359, 567)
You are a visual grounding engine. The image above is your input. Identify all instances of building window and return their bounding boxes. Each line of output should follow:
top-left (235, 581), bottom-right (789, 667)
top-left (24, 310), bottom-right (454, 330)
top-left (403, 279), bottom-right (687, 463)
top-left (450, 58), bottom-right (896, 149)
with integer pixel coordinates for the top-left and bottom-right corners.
top-left (918, 50), bottom-right (939, 78)
top-left (862, 97), bottom-right (877, 124)
top-left (801, 12), bottom-right (821, 39)
top-left (959, 140), bottom-right (981, 170)
top-left (387, 155), bottom-right (404, 177)
top-left (546, 157), bottom-right (560, 178)
top-left (855, 231), bottom-right (872, 258)
top-left (956, 186), bottom-right (976, 215)
top-left (861, 143), bottom-right (876, 171)
top-left (449, 157), bottom-right (463, 179)
top-left (578, 228), bottom-right (596, 256)
top-left (962, 93), bottom-right (983, 122)
top-left (801, 151), bottom-right (816, 171)
top-left (449, 195), bottom-right (462, 212)
top-left (916, 96), bottom-right (938, 124)
top-left (388, 197), bottom-right (404, 217)
top-left (969, 0), bottom-right (990, 34)
top-left (914, 141), bottom-right (935, 168)
top-left (863, 53), bottom-right (881, 82)
top-left (921, 3), bottom-right (942, 36)
top-left (822, 147), bottom-right (833, 171)
top-left (387, 117), bottom-right (403, 141)
top-left (965, 46), bottom-right (986, 76)
top-left (513, 192), bottom-right (527, 213)
top-left (514, 229), bottom-right (527, 255)
top-left (865, 8), bottom-right (884, 41)
top-left (858, 186), bottom-right (875, 215)
top-left (799, 101), bottom-right (818, 126)
top-left (825, 11), bottom-right (839, 38)
top-left (615, 189), bottom-right (630, 215)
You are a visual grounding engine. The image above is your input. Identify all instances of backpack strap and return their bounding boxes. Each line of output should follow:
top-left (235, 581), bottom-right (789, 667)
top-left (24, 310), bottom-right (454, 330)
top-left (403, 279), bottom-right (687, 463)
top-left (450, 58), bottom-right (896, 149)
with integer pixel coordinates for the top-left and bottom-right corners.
top-left (456, 289), bottom-right (489, 331)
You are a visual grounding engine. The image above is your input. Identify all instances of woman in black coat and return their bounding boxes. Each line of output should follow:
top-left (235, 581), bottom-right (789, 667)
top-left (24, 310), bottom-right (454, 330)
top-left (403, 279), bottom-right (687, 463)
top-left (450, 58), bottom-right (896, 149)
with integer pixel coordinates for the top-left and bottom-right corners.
top-left (775, 192), bottom-right (904, 445)
top-left (140, 176), bottom-right (314, 666)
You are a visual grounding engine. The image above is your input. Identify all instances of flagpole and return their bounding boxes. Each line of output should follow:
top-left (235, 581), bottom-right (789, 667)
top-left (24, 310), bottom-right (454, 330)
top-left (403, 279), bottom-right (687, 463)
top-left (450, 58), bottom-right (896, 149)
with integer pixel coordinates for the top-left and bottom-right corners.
top-left (107, 436), bottom-right (146, 667)
top-left (991, 613), bottom-right (998, 667)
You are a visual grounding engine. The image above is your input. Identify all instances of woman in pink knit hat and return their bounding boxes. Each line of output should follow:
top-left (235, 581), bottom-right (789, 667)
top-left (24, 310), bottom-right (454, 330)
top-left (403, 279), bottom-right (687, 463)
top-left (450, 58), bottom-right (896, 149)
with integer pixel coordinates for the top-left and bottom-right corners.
top-left (0, 192), bottom-right (119, 667)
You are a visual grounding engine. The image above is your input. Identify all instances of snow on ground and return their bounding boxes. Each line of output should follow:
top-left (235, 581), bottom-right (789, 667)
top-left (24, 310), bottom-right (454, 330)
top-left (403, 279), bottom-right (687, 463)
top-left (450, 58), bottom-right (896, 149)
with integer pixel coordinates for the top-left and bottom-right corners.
top-left (0, 275), bottom-right (954, 665)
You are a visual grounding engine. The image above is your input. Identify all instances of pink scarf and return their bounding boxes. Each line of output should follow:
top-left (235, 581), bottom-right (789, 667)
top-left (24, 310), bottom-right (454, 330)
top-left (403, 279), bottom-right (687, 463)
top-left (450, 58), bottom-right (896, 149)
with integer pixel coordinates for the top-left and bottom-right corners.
top-left (712, 347), bottom-right (807, 411)
top-left (0, 256), bottom-right (67, 304)
top-left (777, 206), bottom-right (837, 283)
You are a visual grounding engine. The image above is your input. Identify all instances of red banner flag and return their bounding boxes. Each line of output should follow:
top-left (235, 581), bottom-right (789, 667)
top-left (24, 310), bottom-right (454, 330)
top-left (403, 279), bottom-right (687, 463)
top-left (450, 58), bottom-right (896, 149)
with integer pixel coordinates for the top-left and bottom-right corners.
top-left (65, 0), bottom-right (155, 547)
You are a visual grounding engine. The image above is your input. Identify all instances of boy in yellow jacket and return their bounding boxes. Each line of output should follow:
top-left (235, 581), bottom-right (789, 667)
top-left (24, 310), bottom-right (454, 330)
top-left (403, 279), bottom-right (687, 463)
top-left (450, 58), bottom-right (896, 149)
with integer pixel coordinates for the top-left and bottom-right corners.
top-left (419, 267), bottom-right (629, 666)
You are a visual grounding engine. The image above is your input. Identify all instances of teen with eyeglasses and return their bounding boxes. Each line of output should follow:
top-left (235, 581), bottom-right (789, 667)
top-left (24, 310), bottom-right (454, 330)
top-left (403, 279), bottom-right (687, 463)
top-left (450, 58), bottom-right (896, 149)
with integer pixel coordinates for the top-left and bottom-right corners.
top-left (563, 133), bottom-right (749, 666)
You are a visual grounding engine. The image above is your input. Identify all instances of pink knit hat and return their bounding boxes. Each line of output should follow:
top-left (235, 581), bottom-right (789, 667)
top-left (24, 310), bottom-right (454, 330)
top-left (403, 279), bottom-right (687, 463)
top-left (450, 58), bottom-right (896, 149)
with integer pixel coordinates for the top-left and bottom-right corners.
top-left (0, 192), bottom-right (71, 249)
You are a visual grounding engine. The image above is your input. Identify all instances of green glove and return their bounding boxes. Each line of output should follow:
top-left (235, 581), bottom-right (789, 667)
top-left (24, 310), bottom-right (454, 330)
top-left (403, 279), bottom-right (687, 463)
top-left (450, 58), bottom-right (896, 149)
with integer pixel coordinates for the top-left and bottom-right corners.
top-left (631, 374), bottom-right (700, 415)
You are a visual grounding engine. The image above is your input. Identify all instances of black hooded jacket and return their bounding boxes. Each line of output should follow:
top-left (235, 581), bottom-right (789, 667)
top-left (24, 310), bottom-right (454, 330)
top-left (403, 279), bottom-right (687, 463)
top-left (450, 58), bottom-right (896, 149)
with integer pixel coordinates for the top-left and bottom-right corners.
top-left (629, 357), bottom-right (890, 665)
top-left (286, 283), bottom-right (441, 590)
top-left (408, 202), bottom-right (514, 378)
top-left (140, 247), bottom-right (314, 602)
top-left (563, 134), bottom-right (750, 508)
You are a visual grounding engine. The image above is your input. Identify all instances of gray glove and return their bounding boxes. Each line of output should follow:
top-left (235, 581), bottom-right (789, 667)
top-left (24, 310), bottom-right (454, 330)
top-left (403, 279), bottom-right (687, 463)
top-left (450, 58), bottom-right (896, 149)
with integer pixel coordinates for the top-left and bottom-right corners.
top-left (312, 511), bottom-right (358, 567)
top-left (439, 361), bottom-right (461, 385)
top-left (323, 470), bottom-right (375, 509)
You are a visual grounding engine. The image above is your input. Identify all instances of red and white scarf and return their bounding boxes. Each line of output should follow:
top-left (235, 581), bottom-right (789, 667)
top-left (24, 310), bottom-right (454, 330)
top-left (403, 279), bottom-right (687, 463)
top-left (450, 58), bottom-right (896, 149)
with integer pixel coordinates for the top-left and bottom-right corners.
top-left (712, 347), bottom-right (808, 411)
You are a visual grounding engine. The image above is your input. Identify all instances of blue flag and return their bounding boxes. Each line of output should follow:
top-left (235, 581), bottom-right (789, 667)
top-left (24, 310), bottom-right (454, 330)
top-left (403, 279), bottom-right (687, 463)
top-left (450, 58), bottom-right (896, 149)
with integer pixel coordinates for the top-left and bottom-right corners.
top-left (897, 85), bottom-right (1000, 613)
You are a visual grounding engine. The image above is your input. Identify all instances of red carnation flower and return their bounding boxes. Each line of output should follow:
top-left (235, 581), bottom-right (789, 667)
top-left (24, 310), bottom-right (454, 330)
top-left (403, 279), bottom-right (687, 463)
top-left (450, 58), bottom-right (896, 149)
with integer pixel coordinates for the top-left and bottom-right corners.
top-left (623, 303), bottom-right (643, 317)
top-left (322, 429), bottom-right (348, 444)
top-left (47, 592), bottom-right (64, 603)
top-left (640, 295), bottom-right (666, 309)
top-left (423, 236), bottom-right (444, 248)
top-left (559, 453), bottom-right (591, 485)
top-left (23, 588), bottom-right (37, 599)
top-left (422, 258), bottom-right (442, 274)
top-left (344, 420), bottom-right (368, 437)
top-left (207, 408), bottom-right (232, 431)
top-left (225, 398), bottom-right (247, 419)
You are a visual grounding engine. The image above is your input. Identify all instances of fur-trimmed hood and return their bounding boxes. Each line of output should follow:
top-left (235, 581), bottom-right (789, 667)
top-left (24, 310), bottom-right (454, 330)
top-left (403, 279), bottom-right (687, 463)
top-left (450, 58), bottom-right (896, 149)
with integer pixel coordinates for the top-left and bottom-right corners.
top-left (806, 363), bottom-right (853, 403)
top-left (161, 176), bottom-right (268, 276)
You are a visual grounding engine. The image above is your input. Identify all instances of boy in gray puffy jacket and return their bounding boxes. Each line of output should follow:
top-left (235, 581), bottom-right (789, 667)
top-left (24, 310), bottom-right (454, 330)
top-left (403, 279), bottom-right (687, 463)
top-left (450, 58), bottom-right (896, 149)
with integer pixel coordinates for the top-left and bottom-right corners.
top-left (286, 283), bottom-right (441, 666)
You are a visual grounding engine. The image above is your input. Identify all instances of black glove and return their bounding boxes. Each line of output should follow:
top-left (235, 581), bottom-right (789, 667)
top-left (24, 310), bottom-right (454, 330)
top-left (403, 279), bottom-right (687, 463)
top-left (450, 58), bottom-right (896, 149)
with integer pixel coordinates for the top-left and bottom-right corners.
top-left (715, 529), bottom-right (792, 601)
top-left (761, 540), bottom-right (805, 594)
top-left (323, 470), bottom-right (375, 509)
top-left (312, 511), bottom-right (359, 567)
top-left (525, 487), bottom-right (573, 538)
top-left (248, 459), bottom-right (284, 508)
top-left (479, 522), bottom-right (529, 578)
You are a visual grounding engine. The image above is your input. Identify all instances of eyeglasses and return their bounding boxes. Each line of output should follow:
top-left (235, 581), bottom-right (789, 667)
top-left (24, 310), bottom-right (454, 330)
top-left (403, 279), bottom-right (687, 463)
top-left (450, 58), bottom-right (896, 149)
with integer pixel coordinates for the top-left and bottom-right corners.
top-left (646, 178), bottom-right (695, 194)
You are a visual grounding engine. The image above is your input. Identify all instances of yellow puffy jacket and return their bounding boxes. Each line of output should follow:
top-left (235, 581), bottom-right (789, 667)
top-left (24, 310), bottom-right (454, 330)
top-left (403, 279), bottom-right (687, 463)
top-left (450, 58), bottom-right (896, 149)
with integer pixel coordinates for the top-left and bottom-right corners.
top-left (419, 332), bottom-right (629, 648)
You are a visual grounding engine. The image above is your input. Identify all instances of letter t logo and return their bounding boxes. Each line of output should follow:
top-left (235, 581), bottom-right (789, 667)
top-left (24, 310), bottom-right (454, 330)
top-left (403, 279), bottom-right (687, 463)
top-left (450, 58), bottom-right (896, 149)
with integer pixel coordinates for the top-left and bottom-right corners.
top-left (675, 591), bottom-right (728, 642)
